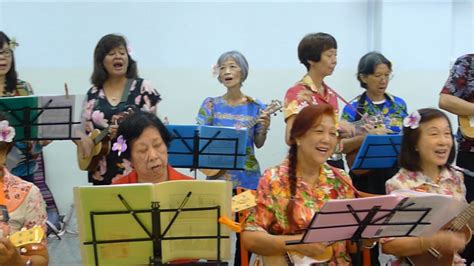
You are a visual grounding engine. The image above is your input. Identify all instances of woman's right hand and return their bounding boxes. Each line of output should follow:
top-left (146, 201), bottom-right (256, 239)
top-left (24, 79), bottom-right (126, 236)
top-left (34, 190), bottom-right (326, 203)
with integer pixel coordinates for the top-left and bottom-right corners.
top-left (427, 230), bottom-right (466, 255)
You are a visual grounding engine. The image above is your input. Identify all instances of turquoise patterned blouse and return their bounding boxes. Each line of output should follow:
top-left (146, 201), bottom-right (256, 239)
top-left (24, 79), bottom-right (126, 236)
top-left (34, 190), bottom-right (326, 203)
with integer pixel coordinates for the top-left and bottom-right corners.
top-left (341, 92), bottom-right (408, 134)
top-left (196, 96), bottom-right (265, 189)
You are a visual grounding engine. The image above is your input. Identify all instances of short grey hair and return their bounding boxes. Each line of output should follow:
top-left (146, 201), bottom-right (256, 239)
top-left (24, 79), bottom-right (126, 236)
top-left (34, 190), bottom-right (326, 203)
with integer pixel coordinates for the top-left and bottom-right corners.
top-left (216, 50), bottom-right (249, 83)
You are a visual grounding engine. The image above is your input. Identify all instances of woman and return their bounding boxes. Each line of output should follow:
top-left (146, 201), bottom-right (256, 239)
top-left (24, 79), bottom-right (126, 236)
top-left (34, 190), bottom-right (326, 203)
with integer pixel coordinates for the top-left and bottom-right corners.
top-left (196, 50), bottom-right (270, 190)
top-left (382, 108), bottom-right (471, 265)
top-left (78, 34), bottom-right (161, 185)
top-left (0, 32), bottom-right (60, 232)
top-left (0, 31), bottom-right (50, 183)
top-left (242, 104), bottom-right (360, 266)
top-left (111, 111), bottom-right (192, 184)
top-left (341, 52), bottom-right (408, 194)
top-left (283, 32), bottom-right (352, 169)
top-left (0, 114), bottom-right (48, 265)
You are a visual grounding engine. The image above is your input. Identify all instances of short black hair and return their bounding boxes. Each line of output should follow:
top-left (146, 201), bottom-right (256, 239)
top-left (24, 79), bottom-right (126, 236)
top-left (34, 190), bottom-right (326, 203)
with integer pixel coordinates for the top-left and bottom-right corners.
top-left (116, 111), bottom-right (171, 160)
top-left (298, 32), bottom-right (337, 71)
top-left (0, 31), bottom-right (18, 93)
top-left (399, 108), bottom-right (456, 171)
top-left (90, 34), bottom-right (138, 88)
top-left (357, 52), bottom-right (392, 89)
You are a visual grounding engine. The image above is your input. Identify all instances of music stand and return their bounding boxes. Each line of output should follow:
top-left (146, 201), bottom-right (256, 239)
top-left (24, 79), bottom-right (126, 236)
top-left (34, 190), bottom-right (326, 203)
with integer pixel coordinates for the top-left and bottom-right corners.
top-left (166, 125), bottom-right (248, 174)
top-left (351, 134), bottom-right (402, 170)
top-left (286, 192), bottom-right (466, 265)
top-left (74, 181), bottom-right (232, 265)
top-left (0, 95), bottom-right (81, 141)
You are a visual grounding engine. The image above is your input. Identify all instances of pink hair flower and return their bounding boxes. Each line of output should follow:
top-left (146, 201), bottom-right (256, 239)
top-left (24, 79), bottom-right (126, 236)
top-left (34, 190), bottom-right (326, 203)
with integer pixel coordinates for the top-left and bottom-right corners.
top-left (403, 110), bottom-right (421, 129)
top-left (0, 120), bottom-right (15, 142)
top-left (211, 64), bottom-right (219, 77)
top-left (112, 135), bottom-right (127, 156)
top-left (127, 46), bottom-right (134, 56)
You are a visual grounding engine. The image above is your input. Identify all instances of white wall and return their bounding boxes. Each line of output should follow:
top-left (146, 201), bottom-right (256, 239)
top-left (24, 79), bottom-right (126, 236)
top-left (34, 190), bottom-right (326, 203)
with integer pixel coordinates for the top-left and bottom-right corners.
top-left (0, 0), bottom-right (473, 214)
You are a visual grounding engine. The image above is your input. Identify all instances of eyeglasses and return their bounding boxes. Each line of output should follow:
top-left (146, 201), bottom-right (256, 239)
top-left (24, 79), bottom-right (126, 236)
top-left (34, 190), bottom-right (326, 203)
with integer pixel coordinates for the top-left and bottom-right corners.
top-left (370, 73), bottom-right (394, 81)
top-left (0, 49), bottom-right (12, 58)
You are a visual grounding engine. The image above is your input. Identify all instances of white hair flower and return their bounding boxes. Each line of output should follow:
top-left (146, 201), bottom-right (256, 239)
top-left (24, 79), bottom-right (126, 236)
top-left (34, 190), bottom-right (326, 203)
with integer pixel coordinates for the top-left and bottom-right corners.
top-left (0, 120), bottom-right (15, 142)
top-left (403, 110), bottom-right (421, 129)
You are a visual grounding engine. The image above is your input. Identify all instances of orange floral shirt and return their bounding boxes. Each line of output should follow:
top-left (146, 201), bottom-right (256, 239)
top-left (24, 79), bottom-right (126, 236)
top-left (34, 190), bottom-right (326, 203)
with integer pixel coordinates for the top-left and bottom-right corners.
top-left (244, 159), bottom-right (356, 266)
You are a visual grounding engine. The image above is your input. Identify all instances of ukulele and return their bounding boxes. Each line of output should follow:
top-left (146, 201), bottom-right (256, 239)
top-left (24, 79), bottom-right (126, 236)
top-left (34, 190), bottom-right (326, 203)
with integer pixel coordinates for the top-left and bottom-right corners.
top-left (199, 99), bottom-right (283, 178)
top-left (407, 201), bottom-right (474, 266)
top-left (458, 115), bottom-right (474, 140)
top-left (9, 226), bottom-right (45, 247)
top-left (77, 108), bottom-right (134, 171)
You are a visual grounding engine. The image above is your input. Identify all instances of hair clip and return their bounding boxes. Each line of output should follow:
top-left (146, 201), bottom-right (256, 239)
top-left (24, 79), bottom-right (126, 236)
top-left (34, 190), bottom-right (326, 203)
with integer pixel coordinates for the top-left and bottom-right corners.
top-left (0, 120), bottom-right (15, 142)
top-left (403, 110), bottom-right (421, 129)
top-left (112, 135), bottom-right (127, 156)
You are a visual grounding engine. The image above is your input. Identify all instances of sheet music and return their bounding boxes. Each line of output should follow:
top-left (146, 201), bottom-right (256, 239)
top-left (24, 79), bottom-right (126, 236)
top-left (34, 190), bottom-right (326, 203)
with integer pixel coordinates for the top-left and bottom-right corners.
top-left (38, 95), bottom-right (82, 139)
top-left (302, 191), bottom-right (467, 243)
top-left (377, 190), bottom-right (468, 237)
top-left (153, 180), bottom-right (232, 263)
top-left (74, 180), bottom-right (232, 265)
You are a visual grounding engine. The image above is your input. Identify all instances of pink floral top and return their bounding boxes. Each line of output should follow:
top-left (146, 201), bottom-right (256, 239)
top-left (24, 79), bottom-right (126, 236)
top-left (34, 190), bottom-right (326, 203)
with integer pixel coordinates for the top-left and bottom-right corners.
top-left (244, 159), bottom-right (356, 266)
top-left (283, 74), bottom-right (339, 121)
top-left (81, 78), bottom-right (161, 185)
top-left (384, 167), bottom-right (467, 265)
top-left (0, 168), bottom-right (47, 244)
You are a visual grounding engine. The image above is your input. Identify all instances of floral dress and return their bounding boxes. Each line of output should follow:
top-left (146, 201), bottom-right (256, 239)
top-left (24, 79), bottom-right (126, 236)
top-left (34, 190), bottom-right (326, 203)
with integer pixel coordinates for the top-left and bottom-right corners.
top-left (196, 96), bottom-right (265, 190)
top-left (244, 159), bottom-right (356, 266)
top-left (81, 78), bottom-right (161, 185)
top-left (383, 167), bottom-right (467, 265)
top-left (0, 168), bottom-right (47, 246)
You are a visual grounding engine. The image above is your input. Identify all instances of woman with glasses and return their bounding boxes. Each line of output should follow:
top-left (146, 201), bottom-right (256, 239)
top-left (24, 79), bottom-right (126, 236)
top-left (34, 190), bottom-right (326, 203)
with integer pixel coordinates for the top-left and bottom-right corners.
top-left (340, 52), bottom-right (408, 264)
top-left (0, 32), bottom-right (50, 181)
top-left (196, 50), bottom-right (270, 265)
top-left (196, 50), bottom-right (270, 190)
top-left (341, 51), bottom-right (408, 195)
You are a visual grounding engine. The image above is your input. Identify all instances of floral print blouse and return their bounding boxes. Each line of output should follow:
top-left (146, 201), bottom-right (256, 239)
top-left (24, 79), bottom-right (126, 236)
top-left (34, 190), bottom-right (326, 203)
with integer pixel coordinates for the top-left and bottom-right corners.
top-left (81, 78), bottom-right (161, 185)
top-left (196, 96), bottom-right (265, 190)
top-left (283, 74), bottom-right (339, 121)
top-left (384, 167), bottom-right (467, 265)
top-left (341, 92), bottom-right (408, 134)
top-left (244, 159), bottom-right (356, 266)
top-left (0, 168), bottom-right (47, 245)
top-left (440, 54), bottom-right (474, 152)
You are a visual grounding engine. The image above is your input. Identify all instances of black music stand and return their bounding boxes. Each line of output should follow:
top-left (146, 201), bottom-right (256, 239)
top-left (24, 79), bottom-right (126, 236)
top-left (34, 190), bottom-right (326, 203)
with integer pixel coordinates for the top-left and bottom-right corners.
top-left (75, 181), bottom-right (232, 266)
top-left (0, 95), bottom-right (81, 141)
top-left (351, 134), bottom-right (402, 170)
top-left (166, 125), bottom-right (248, 175)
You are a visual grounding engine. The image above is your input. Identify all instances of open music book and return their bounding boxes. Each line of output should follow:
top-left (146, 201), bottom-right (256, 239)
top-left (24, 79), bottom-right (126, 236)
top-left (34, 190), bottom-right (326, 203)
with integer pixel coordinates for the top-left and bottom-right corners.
top-left (74, 180), bottom-right (232, 265)
top-left (302, 189), bottom-right (468, 243)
